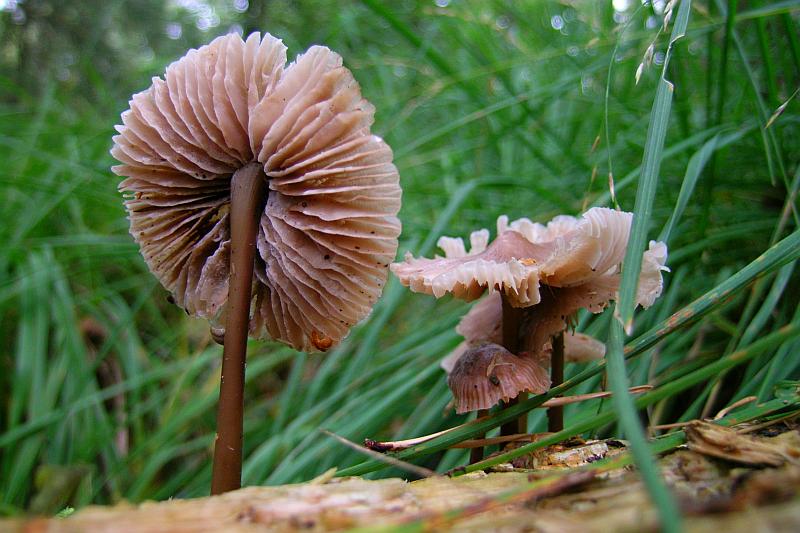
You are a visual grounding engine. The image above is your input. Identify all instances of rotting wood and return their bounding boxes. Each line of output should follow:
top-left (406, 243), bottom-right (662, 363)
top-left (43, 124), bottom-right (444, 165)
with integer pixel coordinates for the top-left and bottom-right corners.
top-left (686, 420), bottom-right (800, 466)
top-left (9, 425), bottom-right (800, 532)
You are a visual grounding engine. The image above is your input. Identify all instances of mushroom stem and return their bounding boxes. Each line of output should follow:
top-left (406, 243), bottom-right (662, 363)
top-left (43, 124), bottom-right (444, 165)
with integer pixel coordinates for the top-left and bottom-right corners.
top-left (500, 294), bottom-right (525, 437)
top-left (548, 330), bottom-right (565, 433)
top-left (500, 292), bottom-right (522, 353)
top-left (469, 409), bottom-right (489, 463)
top-left (211, 162), bottom-right (267, 495)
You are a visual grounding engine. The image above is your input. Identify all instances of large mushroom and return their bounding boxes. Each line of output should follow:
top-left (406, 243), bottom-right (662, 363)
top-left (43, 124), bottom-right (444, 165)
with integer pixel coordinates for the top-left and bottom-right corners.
top-left (391, 207), bottom-right (667, 437)
top-left (112, 32), bottom-right (401, 493)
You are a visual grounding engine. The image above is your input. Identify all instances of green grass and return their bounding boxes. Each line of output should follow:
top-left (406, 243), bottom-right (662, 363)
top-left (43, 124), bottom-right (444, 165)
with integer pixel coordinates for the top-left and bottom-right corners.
top-left (1, 2), bottom-right (799, 529)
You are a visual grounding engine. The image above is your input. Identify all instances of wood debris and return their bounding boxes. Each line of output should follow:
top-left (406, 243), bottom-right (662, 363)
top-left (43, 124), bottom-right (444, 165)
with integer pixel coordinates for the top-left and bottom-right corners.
top-left (7, 425), bottom-right (800, 532)
top-left (498, 437), bottom-right (626, 470)
top-left (686, 420), bottom-right (800, 466)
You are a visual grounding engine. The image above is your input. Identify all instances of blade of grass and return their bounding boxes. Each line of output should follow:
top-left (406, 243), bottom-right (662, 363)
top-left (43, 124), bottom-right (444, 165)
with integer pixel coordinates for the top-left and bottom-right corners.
top-left (608, 2), bottom-right (693, 530)
top-left (592, 125), bottom-right (723, 207)
top-left (658, 127), bottom-right (754, 243)
top-left (604, 2), bottom-right (646, 210)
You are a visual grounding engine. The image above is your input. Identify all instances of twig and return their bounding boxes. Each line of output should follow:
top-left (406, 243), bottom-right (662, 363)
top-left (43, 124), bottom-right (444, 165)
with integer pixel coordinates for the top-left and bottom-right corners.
top-left (651, 396), bottom-right (763, 433)
top-left (321, 430), bottom-right (436, 478)
top-left (736, 411), bottom-right (800, 435)
top-left (543, 385), bottom-right (652, 407)
top-left (365, 386), bottom-right (652, 452)
top-left (364, 426), bottom-right (459, 452)
top-left (453, 433), bottom-right (546, 449)
top-left (714, 395), bottom-right (757, 420)
top-left (650, 421), bottom-right (689, 431)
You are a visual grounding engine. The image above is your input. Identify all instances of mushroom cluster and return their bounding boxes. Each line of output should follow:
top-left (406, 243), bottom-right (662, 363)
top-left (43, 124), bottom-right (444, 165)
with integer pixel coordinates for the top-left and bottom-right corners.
top-left (113, 32), bottom-right (402, 353)
top-left (392, 207), bottom-right (668, 420)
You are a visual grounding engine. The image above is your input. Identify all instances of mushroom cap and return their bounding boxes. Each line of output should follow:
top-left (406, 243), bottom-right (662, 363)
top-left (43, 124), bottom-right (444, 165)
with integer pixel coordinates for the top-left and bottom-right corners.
top-left (447, 343), bottom-right (550, 414)
top-left (112, 32), bottom-right (401, 353)
top-left (390, 207), bottom-right (667, 308)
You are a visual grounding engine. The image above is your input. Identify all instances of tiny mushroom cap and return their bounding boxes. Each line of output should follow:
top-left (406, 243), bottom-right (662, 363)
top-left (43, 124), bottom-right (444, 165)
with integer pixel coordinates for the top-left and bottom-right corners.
top-left (112, 32), bottom-right (401, 353)
top-left (447, 343), bottom-right (550, 414)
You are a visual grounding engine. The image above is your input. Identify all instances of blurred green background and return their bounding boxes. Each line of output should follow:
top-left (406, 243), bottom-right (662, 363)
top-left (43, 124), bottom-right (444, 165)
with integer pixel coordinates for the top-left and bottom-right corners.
top-left (1, 0), bottom-right (798, 516)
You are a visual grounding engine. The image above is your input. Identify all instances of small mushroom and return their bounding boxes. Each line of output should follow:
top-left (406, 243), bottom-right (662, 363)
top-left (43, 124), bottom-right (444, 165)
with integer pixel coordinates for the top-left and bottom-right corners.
top-left (392, 207), bottom-right (667, 435)
top-left (448, 343), bottom-right (550, 414)
top-left (112, 32), bottom-right (401, 493)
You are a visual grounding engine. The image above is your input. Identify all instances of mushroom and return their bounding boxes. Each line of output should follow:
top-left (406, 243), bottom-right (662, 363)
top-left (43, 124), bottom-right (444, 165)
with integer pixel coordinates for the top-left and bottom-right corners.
top-left (112, 32), bottom-right (401, 493)
top-left (391, 207), bottom-right (667, 436)
top-left (447, 343), bottom-right (550, 414)
top-left (391, 207), bottom-right (666, 313)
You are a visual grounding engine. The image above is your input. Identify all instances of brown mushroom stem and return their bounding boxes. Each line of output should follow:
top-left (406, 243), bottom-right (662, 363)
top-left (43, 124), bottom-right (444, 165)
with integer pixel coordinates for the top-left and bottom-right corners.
top-left (500, 293), bottom-right (522, 353)
top-left (211, 162), bottom-right (267, 495)
top-left (500, 294), bottom-right (525, 437)
top-left (515, 392), bottom-right (529, 434)
top-left (469, 409), bottom-right (489, 463)
top-left (548, 331), bottom-right (565, 433)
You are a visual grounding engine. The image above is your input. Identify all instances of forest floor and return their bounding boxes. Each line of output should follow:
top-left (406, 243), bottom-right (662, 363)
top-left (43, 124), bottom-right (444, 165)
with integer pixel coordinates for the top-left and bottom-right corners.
top-left (9, 419), bottom-right (800, 532)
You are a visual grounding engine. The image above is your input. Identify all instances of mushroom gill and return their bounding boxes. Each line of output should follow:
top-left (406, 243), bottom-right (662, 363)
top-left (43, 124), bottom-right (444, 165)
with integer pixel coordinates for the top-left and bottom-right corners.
top-left (112, 32), bottom-right (401, 353)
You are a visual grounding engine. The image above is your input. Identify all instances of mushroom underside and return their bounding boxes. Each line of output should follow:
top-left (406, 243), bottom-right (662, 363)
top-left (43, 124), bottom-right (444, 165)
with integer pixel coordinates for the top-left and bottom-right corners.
top-left (112, 32), bottom-right (403, 352)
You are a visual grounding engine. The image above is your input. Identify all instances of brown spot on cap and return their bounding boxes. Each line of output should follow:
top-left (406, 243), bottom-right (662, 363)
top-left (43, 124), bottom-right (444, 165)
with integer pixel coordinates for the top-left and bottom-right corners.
top-left (310, 331), bottom-right (333, 352)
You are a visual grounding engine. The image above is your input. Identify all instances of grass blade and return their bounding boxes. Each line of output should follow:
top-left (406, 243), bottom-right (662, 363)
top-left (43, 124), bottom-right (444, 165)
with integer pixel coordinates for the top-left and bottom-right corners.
top-left (607, 2), bottom-right (693, 530)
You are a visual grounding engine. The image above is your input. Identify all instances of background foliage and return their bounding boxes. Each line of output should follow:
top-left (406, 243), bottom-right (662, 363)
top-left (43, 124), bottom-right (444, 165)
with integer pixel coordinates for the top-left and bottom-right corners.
top-left (1, 0), bottom-right (798, 516)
